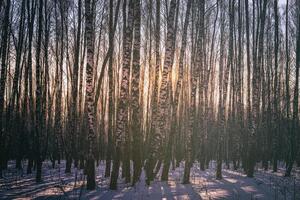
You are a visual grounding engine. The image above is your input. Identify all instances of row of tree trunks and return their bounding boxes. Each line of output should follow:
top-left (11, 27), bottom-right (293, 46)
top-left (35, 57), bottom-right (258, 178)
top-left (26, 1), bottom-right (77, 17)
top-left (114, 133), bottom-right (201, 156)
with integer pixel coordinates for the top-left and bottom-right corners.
top-left (163, 0), bottom-right (192, 182)
top-left (145, 0), bottom-right (177, 185)
top-left (0, 0), bottom-right (299, 190)
top-left (109, 0), bottom-right (134, 190)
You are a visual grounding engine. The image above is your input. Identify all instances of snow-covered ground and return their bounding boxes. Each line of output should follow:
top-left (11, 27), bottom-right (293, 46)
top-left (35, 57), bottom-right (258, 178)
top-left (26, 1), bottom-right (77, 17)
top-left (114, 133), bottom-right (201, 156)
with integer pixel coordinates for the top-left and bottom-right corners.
top-left (0, 160), bottom-right (299, 199)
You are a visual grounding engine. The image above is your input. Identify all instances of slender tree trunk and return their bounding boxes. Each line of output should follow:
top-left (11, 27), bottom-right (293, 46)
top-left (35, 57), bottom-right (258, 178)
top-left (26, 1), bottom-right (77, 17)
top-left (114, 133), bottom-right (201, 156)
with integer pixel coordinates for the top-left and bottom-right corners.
top-left (216, 0), bottom-right (226, 180)
top-left (35, 0), bottom-right (44, 183)
top-left (69, 0), bottom-right (82, 170)
top-left (105, 0), bottom-right (115, 179)
top-left (131, 0), bottom-right (142, 186)
top-left (0, 0), bottom-right (10, 177)
top-left (286, 0), bottom-right (300, 177)
top-left (145, 0), bottom-right (161, 185)
top-left (244, 0), bottom-right (251, 173)
top-left (273, 0), bottom-right (279, 172)
top-left (161, 0), bottom-right (180, 181)
top-left (84, 0), bottom-right (96, 190)
top-left (54, 0), bottom-right (63, 174)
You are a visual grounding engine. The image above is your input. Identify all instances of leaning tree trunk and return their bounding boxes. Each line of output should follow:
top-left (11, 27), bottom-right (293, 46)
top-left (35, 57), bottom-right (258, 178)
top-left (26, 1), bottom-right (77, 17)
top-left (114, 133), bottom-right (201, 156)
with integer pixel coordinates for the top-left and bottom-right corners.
top-left (105, 0), bottom-right (114, 179)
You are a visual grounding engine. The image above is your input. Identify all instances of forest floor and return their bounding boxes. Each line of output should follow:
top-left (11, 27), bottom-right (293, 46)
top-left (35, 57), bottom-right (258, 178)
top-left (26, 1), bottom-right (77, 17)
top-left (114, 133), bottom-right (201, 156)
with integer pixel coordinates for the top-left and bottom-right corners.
top-left (0, 160), bottom-right (299, 200)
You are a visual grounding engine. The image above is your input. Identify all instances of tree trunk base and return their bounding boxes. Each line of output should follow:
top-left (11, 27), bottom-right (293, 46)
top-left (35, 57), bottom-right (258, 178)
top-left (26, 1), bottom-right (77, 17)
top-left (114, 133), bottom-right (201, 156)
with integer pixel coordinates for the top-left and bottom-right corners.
top-left (216, 159), bottom-right (222, 180)
top-left (80, 157), bottom-right (85, 169)
top-left (65, 157), bottom-right (72, 173)
top-left (36, 159), bottom-right (42, 183)
top-left (105, 159), bottom-right (111, 177)
top-left (16, 158), bottom-right (22, 170)
top-left (86, 158), bottom-right (96, 190)
top-left (145, 158), bottom-right (155, 185)
top-left (110, 153), bottom-right (120, 190)
top-left (182, 161), bottom-right (191, 184)
top-left (27, 159), bottom-right (33, 174)
top-left (273, 160), bottom-right (278, 172)
top-left (161, 160), bottom-right (170, 181)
